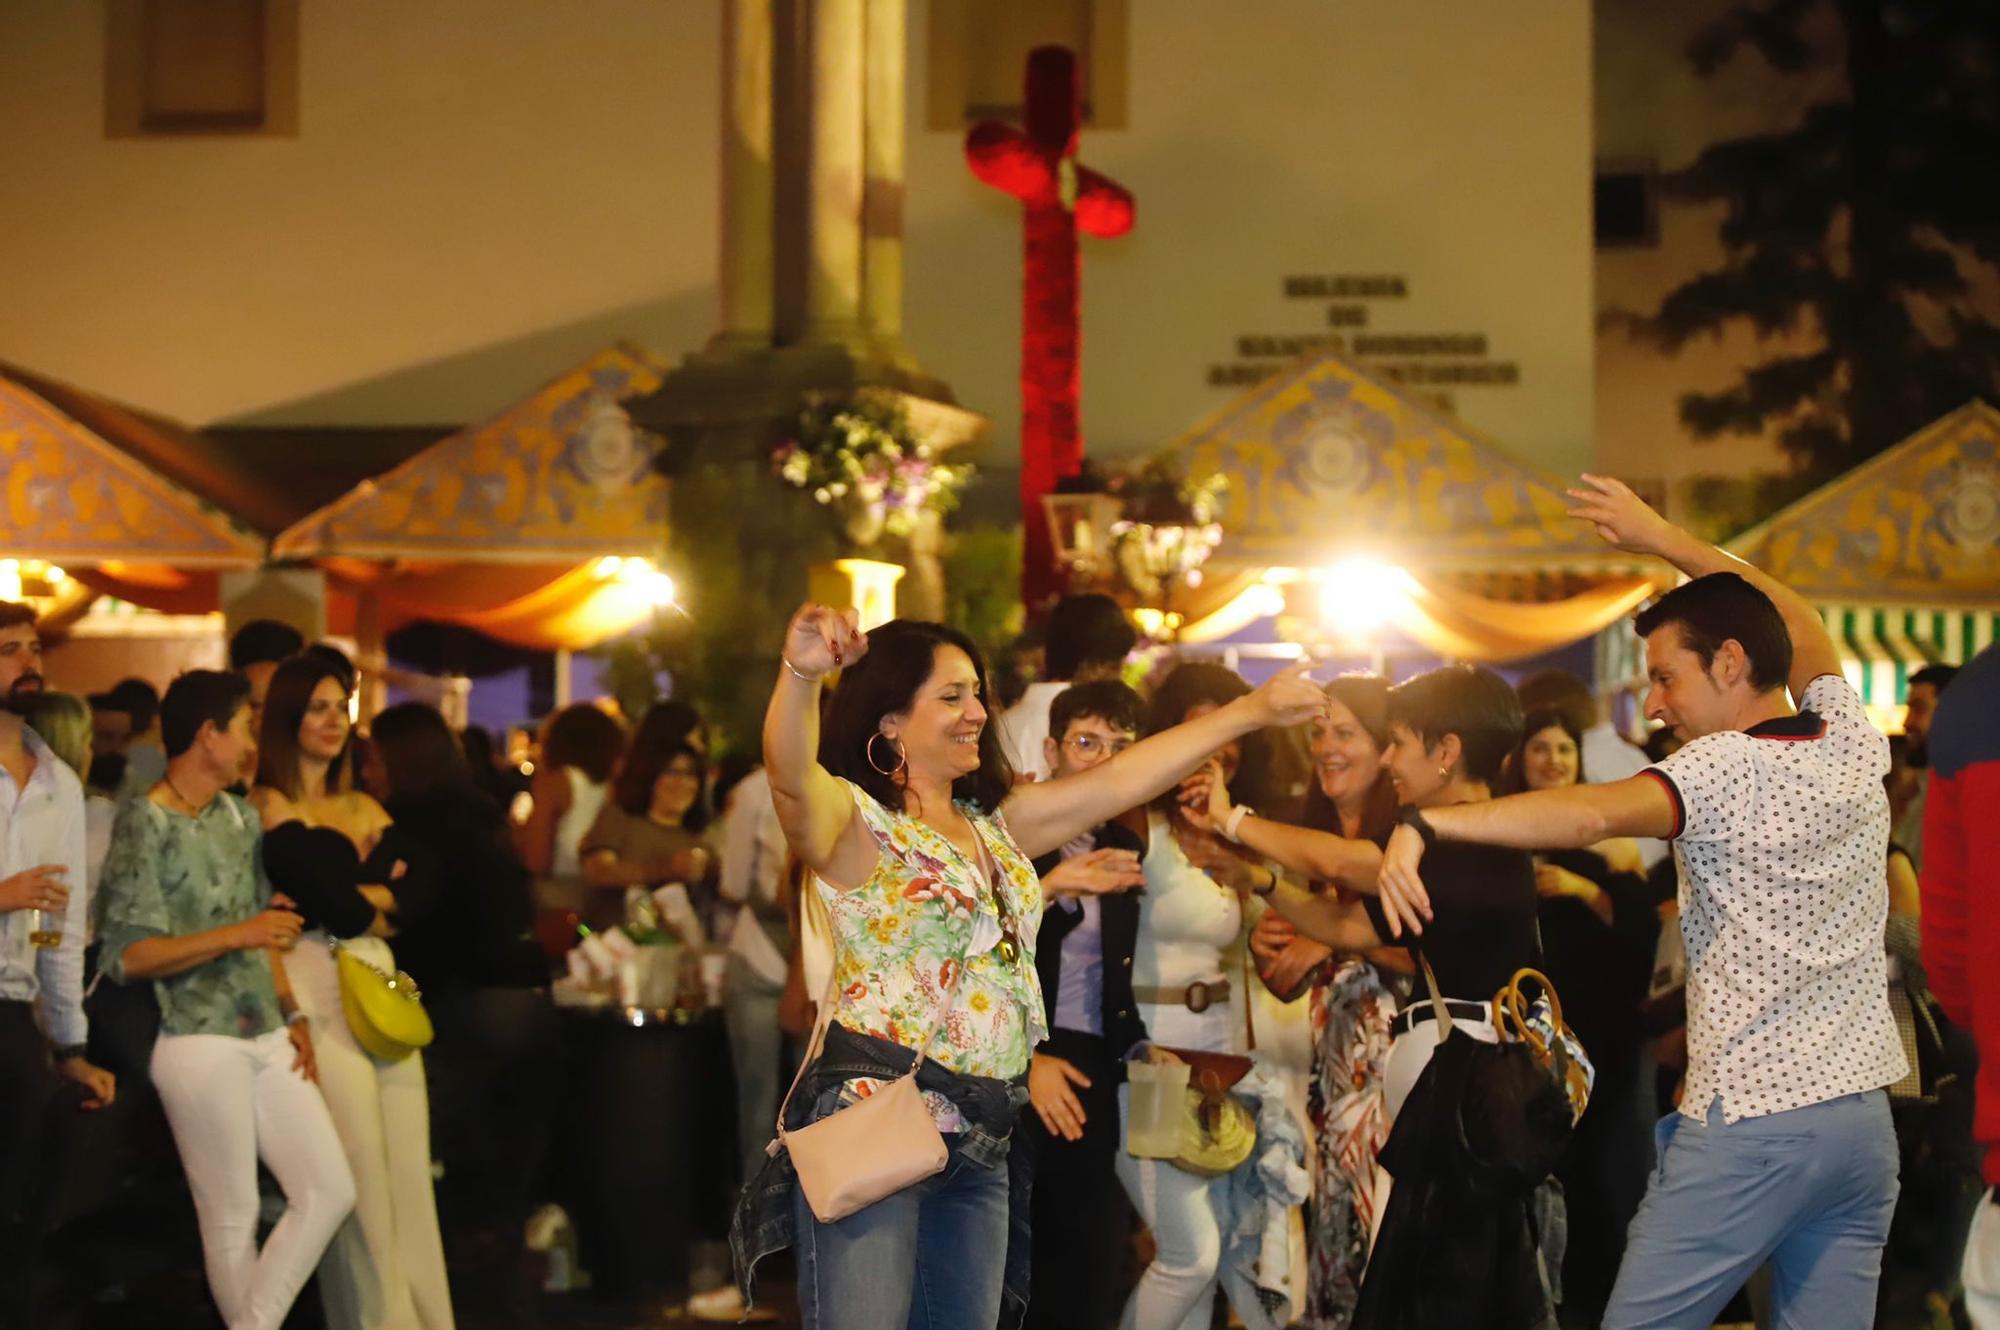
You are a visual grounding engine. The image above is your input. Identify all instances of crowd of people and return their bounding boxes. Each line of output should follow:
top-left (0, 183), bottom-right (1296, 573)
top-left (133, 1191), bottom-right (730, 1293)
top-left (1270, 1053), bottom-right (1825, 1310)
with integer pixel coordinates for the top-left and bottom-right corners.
top-left (0, 471), bottom-right (1993, 1330)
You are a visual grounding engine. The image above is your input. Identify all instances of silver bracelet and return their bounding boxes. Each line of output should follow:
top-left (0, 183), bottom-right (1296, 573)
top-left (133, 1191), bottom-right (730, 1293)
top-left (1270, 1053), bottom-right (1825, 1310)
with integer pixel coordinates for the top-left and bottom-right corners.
top-left (781, 656), bottom-right (820, 684)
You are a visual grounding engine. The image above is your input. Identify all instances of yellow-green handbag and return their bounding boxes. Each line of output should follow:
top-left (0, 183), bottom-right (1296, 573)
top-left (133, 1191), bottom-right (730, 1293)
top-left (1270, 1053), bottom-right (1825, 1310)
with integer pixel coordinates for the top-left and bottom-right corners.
top-left (334, 942), bottom-right (434, 1062)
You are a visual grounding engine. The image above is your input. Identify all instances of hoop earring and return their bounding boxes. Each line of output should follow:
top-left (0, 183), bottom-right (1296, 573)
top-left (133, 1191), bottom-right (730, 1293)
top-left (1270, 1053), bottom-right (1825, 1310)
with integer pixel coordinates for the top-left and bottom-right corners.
top-left (1438, 765), bottom-right (1450, 780)
top-left (867, 733), bottom-right (908, 779)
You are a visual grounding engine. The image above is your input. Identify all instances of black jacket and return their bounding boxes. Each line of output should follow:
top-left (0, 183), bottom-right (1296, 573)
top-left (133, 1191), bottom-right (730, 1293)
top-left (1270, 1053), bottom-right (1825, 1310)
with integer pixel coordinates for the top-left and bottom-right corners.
top-left (1031, 820), bottom-right (1147, 1058)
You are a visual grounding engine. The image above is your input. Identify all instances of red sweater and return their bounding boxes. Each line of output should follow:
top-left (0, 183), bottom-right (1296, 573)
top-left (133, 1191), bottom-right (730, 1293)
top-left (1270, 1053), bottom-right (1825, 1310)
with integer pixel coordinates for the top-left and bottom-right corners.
top-left (1918, 643), bottom-right (2000, 1183)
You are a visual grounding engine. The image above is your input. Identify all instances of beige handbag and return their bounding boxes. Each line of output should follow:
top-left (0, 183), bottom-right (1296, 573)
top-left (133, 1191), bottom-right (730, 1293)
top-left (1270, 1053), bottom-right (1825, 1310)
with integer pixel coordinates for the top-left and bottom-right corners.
top-left (772, 941), bottom-right (971, 1223)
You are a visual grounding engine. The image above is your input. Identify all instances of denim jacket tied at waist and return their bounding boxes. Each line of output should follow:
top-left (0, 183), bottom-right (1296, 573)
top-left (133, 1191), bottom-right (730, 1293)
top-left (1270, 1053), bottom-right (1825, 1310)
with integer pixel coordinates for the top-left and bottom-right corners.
top-left (729, 1022), bottom-right (1033, 1326)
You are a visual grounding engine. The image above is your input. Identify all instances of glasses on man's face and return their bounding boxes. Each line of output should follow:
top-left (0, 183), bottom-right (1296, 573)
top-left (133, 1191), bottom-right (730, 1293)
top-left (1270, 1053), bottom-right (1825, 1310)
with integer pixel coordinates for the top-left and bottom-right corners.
top-left (1063, 734), bottom-right (1134, 760)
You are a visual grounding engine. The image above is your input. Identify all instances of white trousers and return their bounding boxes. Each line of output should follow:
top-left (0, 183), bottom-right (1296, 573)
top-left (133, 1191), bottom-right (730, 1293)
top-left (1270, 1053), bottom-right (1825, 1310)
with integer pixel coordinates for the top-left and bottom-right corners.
top-left (1115, 1082), bottom-right (1232, 1330)
top-left (151, 1028), bottom-right (358, 1330)
top-left (291, 939), bottom-right (455, 1330)
top-left (1966, 1190), bottom-right (2000, 1328)
top-left (1368, 1006), bottom-right (1500, 1251)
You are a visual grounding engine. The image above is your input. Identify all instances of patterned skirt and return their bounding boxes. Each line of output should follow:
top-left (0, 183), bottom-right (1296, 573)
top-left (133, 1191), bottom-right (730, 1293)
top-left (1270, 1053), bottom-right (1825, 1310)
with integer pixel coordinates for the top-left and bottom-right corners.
top-left (1303, 959), bottom-right (1398, 1330)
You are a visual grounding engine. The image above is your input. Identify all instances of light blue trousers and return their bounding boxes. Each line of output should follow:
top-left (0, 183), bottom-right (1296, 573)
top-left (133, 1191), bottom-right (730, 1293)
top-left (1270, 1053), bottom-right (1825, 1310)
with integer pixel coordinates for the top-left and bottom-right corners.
top-left (1603, 1090), bottom-right (1899, 1330)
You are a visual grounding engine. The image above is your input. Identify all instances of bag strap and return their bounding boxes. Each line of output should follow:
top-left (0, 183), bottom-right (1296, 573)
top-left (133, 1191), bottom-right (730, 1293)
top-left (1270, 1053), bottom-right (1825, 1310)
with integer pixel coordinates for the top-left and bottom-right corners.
top-left (771, 860), bottom-right (980, 1142)
top-left (1241, 936), bottom-right (1258, 1054)
top-left (1416, 945), bottom-right (1454, 1041)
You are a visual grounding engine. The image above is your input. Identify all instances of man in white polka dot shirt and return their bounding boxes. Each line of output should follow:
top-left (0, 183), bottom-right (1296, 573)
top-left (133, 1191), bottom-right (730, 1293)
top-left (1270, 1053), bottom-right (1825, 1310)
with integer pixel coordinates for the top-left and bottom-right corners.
top-left (1373, 476), bottom-right (1905, 1330)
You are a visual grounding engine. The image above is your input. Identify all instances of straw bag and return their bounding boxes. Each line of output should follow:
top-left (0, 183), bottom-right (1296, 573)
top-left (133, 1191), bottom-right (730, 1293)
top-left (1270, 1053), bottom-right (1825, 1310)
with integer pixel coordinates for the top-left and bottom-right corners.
top-left (334, 940), bottom-right (434, 1063)
top-left (1488, 966), bottom-right (1593, 1125)
top-left (1161, 948), bottom-right (1262, 1177)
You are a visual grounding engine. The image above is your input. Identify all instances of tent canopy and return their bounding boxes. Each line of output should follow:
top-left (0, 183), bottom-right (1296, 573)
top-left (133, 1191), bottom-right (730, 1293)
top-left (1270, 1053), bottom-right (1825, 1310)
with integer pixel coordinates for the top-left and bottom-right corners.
top-left (1728, 399), bottom-right (2000, 607)
top-left (1727, 401), bottom-right (2000, 710)
top-left (275, 343), bottom-right (672, 565)
top-left (276, 344), bottom-right (677, 651)
top-left (1158, 351), bottom-right (1660, 661)
top-left (1170, 350), bottom-right (1643, 575)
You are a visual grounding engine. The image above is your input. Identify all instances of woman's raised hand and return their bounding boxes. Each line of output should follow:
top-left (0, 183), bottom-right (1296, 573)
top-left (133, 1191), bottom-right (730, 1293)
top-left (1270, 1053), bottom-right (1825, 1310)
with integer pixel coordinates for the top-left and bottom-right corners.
top-left (784, 603), bottom-right (867, 681)
top-left (1246, 662), bottom-right (1328, 728)
top-left (1177, 758), bottom-right (1233, 833)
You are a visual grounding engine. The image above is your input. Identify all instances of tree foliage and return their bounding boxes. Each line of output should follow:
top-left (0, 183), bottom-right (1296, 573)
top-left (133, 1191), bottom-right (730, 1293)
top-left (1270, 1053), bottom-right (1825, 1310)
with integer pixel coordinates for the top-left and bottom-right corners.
top-left (1646, 0), bottom-right (2000, 473)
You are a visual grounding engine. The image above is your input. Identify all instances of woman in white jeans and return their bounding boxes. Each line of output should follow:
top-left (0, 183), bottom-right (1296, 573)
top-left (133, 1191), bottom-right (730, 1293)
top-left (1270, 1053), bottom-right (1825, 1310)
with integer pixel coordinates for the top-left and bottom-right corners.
top-left (1118, 665), bottom-right (1302, 1330)
top-left (253, 655), bottom-right (453, 1330)
top-left (99, 669), bottom-right (356, 1330)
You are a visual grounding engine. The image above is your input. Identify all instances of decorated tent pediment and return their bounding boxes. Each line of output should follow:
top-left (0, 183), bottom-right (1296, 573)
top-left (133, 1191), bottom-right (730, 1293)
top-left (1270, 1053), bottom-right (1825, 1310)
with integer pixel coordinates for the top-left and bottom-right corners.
top-left (1167, 352), bottom-right (1635, 573)
top-left (274, 344), bottom-right (673, 563)
top-left (1728, 401), bottom-right (2000, 607)
top-left (0, 373), bottom-right (263, 567)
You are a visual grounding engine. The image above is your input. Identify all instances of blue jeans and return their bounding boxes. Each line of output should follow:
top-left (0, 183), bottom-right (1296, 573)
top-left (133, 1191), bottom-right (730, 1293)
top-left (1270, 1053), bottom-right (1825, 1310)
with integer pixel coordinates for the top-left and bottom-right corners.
top-left (792, 1136), bottom-right (1010, 1330)
top-left (1603, 1090), bottom-right (1899, 1330)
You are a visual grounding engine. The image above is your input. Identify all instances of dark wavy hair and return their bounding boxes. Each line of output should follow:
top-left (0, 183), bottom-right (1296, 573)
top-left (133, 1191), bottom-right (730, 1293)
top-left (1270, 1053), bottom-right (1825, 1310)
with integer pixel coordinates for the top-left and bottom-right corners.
top-left (1142, 661), bottom-right (1277, 812)
top-left (818, 619), bottom-right (1012, 815)
top-left (1501, 706), bottom-right (1586, 796)
top-left (1298, 673), bottom-right (1399, 839)
top-left (256, 654), bottom-right (353, 799)
top-left (612, 737), bottom-right (708, 829)
top-left (540, 704), bottom-right (625, 785)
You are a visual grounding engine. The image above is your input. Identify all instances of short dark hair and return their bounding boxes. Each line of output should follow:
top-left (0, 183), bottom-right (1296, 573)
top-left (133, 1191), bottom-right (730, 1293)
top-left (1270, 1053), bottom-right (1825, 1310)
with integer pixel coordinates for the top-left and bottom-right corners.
top-left (1910, 664), bottom-right (1960, 694)
top-left (370, 702), bottom-right (473, 804)
top-left (1044, 594), bottom-right (1138, 681)
top-left (1048, 679), bottom-right (1144, 745)
top-left (256, 655), bottom-right (353, 798)
top-left (1633, 572), bottom-right (1791, 693)
top-left (108, 677), bottom-right (161, 732)
top-left (0, 602), bottom-right (36, 633)
top-left (819, 619), bottom-right (1012, 814)
top-left (161, 670), bottom-right (252, 759)
top-left (228, 619), bottom-right (305, 670)
top-left (1387, 664), bottom-right (1524, 785)
top-left (1515, 670), bottom-right (1597, 736)
top-left (540, 704), bottom-right (626, 785)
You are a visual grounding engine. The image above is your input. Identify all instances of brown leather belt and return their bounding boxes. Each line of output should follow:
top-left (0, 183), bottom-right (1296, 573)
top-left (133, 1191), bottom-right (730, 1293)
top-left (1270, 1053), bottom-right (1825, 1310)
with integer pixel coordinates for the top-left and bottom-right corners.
top-left (1132, 979), bottom-right (1232, 1013)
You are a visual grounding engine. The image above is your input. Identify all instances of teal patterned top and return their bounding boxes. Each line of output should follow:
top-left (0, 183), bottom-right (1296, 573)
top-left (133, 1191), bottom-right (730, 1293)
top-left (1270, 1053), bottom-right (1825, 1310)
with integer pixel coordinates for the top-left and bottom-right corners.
top-left (99, 792), bottom-right (283, 1040)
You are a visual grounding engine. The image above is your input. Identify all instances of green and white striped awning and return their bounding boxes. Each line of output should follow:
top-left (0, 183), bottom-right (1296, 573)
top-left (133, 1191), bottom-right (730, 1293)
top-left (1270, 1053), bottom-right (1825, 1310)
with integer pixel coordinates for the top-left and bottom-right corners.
top-left (1822, 605), bottom-right (2000, 708)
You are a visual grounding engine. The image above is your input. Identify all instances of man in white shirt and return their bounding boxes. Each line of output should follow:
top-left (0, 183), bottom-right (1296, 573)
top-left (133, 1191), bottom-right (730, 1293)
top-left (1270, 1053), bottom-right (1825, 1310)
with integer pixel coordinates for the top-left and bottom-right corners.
top-left (0, 601), bottom-right (114, 1310)
top-left (997, 594), bottom-right (1137, 781)
top-left (1374, 478), bottom-right (1905, 1330)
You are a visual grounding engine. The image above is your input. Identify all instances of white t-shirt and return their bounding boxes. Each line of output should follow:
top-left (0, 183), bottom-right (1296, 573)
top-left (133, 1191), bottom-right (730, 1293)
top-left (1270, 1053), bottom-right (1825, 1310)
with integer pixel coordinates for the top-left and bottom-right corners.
top-left (997, 680), bottom-right (1069, 782)
top-left (1583, 721), bottom-right (1667, 869)
top-left (1644, 674), bottom-right (1907, 1122)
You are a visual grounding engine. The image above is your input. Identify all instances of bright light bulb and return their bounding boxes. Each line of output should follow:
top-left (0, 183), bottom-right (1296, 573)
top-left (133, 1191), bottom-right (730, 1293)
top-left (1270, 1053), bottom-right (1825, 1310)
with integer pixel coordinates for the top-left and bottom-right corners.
top-left (593, 555), bottom-right (625, 579)
top-left (640, 569), bottom-right (677, 608)
top-left (1316, 559), bottom-right (1409, 637)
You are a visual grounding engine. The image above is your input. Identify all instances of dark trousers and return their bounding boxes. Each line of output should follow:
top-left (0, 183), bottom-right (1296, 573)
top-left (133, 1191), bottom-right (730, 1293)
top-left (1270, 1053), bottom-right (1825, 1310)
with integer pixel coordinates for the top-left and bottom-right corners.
top-left (0, 1000), bottom-right (76, 1330)
top-left (1022, 1028), bottom-right (1131, 1330)
top-left (425, 986), bottom-right (562, 1322)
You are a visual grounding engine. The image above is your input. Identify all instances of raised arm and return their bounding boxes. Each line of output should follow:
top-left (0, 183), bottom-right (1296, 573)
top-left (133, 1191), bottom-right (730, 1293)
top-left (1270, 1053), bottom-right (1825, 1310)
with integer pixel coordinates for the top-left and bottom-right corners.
top-left (1001, 665), bottom-right (1329, 861)
top-left (764, 605), bottom-right (879, 891)
top-left (1180, 761), bottom-right (1383, 891)
top-left (1568, 474), bottom-right (1840, 700)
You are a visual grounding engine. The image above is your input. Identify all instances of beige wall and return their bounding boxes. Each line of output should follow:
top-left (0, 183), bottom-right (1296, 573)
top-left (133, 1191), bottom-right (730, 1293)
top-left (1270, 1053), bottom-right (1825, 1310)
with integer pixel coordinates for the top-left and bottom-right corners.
top-left (0, 1), bottom-right (1592, 475)
top-left (0, 0), bottom-right (722, 427)
top-left (1592, 0), bottom-right (1840, 503)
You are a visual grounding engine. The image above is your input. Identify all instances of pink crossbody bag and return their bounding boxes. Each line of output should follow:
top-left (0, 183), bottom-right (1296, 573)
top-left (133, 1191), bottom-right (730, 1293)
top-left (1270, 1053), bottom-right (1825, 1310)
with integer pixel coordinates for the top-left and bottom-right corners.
top-left (772, 834), bottom-right (998, 1223)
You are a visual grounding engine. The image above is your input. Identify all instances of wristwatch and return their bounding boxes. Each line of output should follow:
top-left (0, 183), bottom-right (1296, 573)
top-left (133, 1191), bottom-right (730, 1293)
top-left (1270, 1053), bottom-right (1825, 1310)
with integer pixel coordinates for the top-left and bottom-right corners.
top-left (1397, 805), bottom-right (1439, 850)
top-left (54, 1042), bottom-right (87, 1062)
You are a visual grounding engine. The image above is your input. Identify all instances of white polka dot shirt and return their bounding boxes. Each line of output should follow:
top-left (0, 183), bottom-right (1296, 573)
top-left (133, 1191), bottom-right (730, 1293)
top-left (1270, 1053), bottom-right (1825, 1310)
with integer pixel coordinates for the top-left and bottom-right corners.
top-left (1643, 675), bottom-right (1908, 1123)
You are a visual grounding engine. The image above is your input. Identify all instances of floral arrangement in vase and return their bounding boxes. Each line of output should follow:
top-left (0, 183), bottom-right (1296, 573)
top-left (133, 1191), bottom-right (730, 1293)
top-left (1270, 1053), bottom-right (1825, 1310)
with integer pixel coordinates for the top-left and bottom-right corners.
top-left (770, 392), bottom-right (973, 544)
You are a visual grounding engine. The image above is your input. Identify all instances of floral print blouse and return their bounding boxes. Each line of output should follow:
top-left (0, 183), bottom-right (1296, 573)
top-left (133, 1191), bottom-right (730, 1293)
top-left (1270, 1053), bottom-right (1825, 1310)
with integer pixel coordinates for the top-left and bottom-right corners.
top-left (99, 793), bottom-right (283, 1040)
top-left (817, 779), bottom-right (1047, 1130)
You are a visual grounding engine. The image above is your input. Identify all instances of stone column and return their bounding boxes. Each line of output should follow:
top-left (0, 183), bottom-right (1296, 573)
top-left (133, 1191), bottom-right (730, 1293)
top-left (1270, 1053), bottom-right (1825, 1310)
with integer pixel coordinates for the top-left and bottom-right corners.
top-left (804, 0), bottom-right (866, 343)
top-left (860, 0), bottom-right (904, 345)
top-left (714, 0), bottom-right (775, 350)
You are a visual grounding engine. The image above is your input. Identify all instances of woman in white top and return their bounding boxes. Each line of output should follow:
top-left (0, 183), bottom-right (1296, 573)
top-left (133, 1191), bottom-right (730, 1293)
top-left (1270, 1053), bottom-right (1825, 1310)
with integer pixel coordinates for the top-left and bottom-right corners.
top-left (1118, 664), bottom-right (1302, 1330)
top-left (516, 704), bottom-right (624, 920)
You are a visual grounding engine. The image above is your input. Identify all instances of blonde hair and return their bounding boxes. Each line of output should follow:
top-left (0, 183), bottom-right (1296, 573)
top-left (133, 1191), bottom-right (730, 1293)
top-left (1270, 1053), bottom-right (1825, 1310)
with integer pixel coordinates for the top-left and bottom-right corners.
top-left (19, 692), bottom-right (91, 779)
